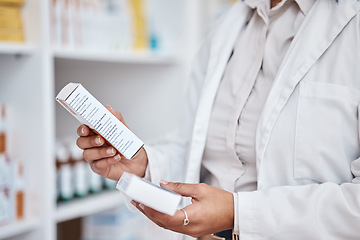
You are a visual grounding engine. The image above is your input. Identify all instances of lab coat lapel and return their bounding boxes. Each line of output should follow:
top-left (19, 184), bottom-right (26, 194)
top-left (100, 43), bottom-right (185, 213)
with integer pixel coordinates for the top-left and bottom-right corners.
top-left (185, 2), bottom-right (251, 184)
top-left (256, 0), bottom-right (359, 174)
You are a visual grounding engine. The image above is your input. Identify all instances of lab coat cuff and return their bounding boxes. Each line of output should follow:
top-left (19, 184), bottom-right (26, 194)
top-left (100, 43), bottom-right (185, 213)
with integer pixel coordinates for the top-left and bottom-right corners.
top-left (142, 144), bottom-right (163, 185)
top-left (236, 191), bottom-right (260, 239)
top-left (233, 193), bottom-right (240, 234)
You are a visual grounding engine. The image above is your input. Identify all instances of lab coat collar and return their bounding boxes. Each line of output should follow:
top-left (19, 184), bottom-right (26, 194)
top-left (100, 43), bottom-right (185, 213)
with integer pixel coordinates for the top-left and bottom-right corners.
top-left (255, 0), bottom-right (360, 186)
top-left (243, 0), bottom-right (315, 15)
top-left (296, 0), bottom-right (316, 15)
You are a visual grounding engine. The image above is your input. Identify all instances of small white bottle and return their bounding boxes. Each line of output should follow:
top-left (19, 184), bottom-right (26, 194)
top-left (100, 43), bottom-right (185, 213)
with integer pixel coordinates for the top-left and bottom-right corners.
top-left (68, 140), bottom-right (88, 198)
top-left (103, 178), bottom-right (117, 190)
top-left (56, 141), bottom-right (74, 202)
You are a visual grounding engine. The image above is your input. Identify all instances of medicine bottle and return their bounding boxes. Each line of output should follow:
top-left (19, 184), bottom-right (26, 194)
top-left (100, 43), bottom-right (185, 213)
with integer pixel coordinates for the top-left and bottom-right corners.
top-left (88, 164), bottom-right (103, 194)
top-left (14, 160), bottom-right (25, 221)
top-left (0, 104), bottom-right (6, 154)
top-left (103, 178), bottom-right (117, 190)
top-left (56, 141), bottom-right (74, 202)
top-left (68, 141), bottom-right (88, 198)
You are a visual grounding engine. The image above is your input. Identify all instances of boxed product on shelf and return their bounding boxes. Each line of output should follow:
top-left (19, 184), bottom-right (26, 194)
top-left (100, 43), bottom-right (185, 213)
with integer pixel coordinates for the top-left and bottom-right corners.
top-left (0, 0), bottom-right (25, 5)
top-left (0, 1), bottom-right (25, 42)
top-left (50, 0), bottom-right (170, 52)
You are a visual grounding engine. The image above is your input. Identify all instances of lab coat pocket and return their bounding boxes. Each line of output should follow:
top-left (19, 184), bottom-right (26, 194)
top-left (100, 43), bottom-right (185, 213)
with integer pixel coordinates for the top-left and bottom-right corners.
top-left (294, 81), bottom-right (360, 183)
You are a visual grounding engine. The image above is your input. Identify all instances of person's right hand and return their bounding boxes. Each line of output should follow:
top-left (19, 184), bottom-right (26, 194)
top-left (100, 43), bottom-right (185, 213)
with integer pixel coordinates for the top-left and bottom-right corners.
top-left (76, 106), bottom-right (148, 180)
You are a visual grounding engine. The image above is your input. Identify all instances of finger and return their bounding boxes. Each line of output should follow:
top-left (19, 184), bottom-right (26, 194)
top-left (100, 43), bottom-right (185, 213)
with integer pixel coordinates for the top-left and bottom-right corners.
top-left (89, 155), bottom-right (121, 172)
top-left (105, 105), bottom-right (128, 128)
top-left (76, 135), bottom-right (106, 149)
top-left (77, 124), bottom-right (94, 137)
top-left (133, 202), bottom-right (186, 229)
top-left (83, 146), bottom-right (117, 162)
top-left (160, 181), bottom-right (200, 198)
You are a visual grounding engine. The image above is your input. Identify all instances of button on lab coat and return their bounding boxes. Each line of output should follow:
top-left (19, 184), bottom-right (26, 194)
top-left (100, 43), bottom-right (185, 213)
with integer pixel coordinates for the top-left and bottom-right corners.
top-left (144, 0), bottom-right (360, 239)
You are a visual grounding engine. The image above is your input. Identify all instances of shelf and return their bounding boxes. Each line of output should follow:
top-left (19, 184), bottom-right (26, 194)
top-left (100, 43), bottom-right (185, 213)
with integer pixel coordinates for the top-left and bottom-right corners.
top-left (56, 191), bottom-right (125, 223)
top-left (0, 220), bottom-right (39, 239)
top-left (52, 48), bottom-right (177, 64)
top-left (0, 42), bottom-right (36, 55)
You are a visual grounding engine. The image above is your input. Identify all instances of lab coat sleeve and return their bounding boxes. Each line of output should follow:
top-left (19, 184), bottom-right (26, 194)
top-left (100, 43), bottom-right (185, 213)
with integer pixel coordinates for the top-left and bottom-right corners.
top-left (143, 34), bottom-right (212, 185)
top-left (235, 158), bottom-right (360, 239)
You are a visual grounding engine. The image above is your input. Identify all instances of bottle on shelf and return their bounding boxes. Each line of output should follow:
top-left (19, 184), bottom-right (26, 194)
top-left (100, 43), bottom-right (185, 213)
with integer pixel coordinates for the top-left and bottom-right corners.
top-left (67, 138), bottom-right (88, 198)
top-left (0, 103), bottom-right (6, 154)
top-left (13, 159), bottom-right (25, 221)
top-left (0, 155), bottom-right (11, 226)
top-left (103, 177), bottom-right (117, 190)
top-left (0, 103), bottom-right (10, 225)
top-left (87, 163), bottom-right (103, 194)
top-left (56, 141), bottom-right (74, 202)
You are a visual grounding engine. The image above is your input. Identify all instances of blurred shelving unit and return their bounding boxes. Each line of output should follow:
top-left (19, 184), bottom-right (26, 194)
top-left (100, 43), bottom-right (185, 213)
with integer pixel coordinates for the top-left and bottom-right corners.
top-left (56, 191), bottom-right (124, 223)
top-left (0, 0), bottom-right (227, 239)
top-left (0, 220), bottom-right (39, 239)
top-left (0, 43), bottom-right (35, 55)
top-left (52, 48), bottom-right (177, 64)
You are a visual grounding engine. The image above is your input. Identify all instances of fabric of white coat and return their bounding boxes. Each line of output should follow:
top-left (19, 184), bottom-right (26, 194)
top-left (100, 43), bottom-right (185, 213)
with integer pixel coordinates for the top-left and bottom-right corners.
top-left (143, 0), bottom-right (360, 239)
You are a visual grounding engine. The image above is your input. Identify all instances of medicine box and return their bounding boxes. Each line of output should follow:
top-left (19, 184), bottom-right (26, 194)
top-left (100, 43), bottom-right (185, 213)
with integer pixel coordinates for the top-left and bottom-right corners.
top-left (56, 83), bottom-right (144, 159)
top-left (117, 172), bottom-right (182, 216)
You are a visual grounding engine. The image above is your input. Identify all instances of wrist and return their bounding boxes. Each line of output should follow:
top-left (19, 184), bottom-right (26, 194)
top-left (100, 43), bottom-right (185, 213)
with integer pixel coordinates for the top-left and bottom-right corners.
top-left (137, 147), bottom-right (148, 178)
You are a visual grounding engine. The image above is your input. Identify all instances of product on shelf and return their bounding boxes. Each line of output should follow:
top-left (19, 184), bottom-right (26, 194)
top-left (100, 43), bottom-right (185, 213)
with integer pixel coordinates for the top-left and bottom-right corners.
top-left (0, 103), bottom-right (6, 154)
top-left (56, 136), bottom-right (119, 203)
top-left (0, 0), bottom-right (25, 42)
top-left (13, 160), bottom-right (25, 221)
top-left (67, 138), bottom-right (89, 198)
top-left (50, 0), bottom-right (165, 52)
top-left (0, 154), bottom-right (11, 226)
top-left (0, 156), bottom-right (26, 224)
top-left (103, 178), bottom-right (117, 190)
top-left (130, 0), bottom-right (148, 51)
top-left (56, 141), bottom-right (75, 202)
top-left (87, 164), bottom-right (103, 194)
top-left (0, 0), bottom-right (25, 5)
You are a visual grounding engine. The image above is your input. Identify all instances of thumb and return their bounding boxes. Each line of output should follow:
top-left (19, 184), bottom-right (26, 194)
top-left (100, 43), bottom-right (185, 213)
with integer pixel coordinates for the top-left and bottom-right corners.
top-left (105, 105), bottom-right (128, 127)
top-left (160, 180), bottom-right (199, 198)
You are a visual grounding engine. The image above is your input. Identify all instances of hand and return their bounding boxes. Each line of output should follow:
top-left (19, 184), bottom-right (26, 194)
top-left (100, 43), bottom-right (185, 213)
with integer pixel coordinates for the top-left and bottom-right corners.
top-left (132, 181), bottom-right (234, 238)
top-left (76, 105), bottom-right (148, 180)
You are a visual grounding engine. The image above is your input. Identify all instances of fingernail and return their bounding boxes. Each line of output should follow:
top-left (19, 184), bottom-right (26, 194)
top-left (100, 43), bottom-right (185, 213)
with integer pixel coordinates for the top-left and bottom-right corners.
top-left (139, 204), bottom-right (145, 211)
top-left (160, 180), bottom-right (169, 185)
top-left (95, 137), bottom-right (102, 145)
top-left (107, 148), bottom-right (115, 155)
top-left (106, 105), bottom-right (112, 110)
top-left (114, 154), bottom-right (121, 160)
top-left (81, 127), bottom-right (85, 135)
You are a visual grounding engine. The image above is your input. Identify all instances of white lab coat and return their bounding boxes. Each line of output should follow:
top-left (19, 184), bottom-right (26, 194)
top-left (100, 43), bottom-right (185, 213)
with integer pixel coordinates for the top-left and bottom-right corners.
top-left (144, 0), bottom-right (360, 239)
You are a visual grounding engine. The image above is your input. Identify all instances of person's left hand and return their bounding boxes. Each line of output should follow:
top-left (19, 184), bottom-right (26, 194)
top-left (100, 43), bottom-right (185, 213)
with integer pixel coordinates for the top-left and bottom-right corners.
top-left (131, 181), bottom-right (234, 238)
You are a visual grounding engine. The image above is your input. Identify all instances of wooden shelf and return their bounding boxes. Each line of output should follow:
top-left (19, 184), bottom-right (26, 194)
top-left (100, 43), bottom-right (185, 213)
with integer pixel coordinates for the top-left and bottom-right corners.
top-left (0, 220), bottom-right (39, 239)
top-left (52, 48), bottom-right (177, 64)
top-left (56, 191), bottom-right (125, 223)
top-left (0, 43), bottom-right (36, 55)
